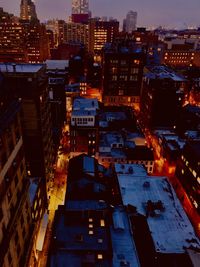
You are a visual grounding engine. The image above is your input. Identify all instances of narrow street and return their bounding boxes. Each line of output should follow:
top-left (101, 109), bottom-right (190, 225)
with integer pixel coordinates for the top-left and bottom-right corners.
top-left (38, 126), bottom-right (69, 267)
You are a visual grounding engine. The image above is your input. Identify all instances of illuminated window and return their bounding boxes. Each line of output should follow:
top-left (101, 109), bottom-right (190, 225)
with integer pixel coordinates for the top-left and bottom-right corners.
top-left (89, 224), bottom-right (93, 228)
top-left (89, 230), bottom-right (94, 235)
top-left (192, 170), bottom-right (197, 178)
top-left (97, 254), bottom-right (103, 260)
top-left (100, 219), bottom-right (105, 227)
top-left (181, 169), bottom-right (184, 175)
top-left (89, 218), bottom-right (93, 222)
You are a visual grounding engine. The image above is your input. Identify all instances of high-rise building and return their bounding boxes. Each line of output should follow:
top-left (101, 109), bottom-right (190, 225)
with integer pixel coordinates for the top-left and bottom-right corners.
top-left (20, 0), bottom-right (38, 21)
top-left (21, 20), bottom-right (50, 63)
top-left (72, 0), bottom-right (89, 14)
top-left (71, 0), bottom-right (90, 23)
top-left (0, 8), bottom-right (28, 63)
top-left (0, 63), bottom-right (55, 201)
top-left (0, 8), bottom-right (49, 64)
top-left (140, 66), bottom-right (187, 129)
top-left (0, 72), bottom-right (32, 267)
top-left (64, 22), bottom-right (88, 47)
top-left (123, 11), bottom-right (137, 33)
top-left (88, 18), bottom-right (119, 60)
top-left (102, 41), bottom-right (145, 109)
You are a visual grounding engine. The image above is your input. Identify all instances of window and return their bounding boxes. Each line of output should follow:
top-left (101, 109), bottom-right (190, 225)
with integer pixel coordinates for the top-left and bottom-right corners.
top-left (89, 230), bottom-right (94, 235)
top-left (130, 75), bottom-right (138, 81)
top-left (97, 254), bottom-right (103, 260)
top-left (120, 60), bottom-right (127, 65)
top-left (131, 68), bottom-right (139, 74)
top-left (100, 219), bottom-right (105, 227)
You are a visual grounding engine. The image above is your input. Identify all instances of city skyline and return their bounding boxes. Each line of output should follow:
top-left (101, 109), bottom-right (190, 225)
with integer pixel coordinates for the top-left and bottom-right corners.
top-left (0, 0), bottom-right (200, 28)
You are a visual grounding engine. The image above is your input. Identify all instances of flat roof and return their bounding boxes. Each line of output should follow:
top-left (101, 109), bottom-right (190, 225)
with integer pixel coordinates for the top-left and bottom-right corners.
top-left (0, 63), bottom-right (44, 73)
top-left (54, 210), bottom-right (110, 251)
top-left (45, 60), bottom-right (69, 70)
top-left (110, 208), bottom-right (140, 267)
top-left (115, 163), bottom-right (200, 253)
top-left (72, 109), bottom-right (97, 116)
top-left (145, 66), bottom-right (186, 82)
top-left (66, 200), bottom-right (107, 210)
top-left (73, 98), bottom-right (99, 111)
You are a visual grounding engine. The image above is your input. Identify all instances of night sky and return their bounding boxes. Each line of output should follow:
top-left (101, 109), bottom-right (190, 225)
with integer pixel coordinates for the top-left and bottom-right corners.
top-left (0, 0), bottom-right (200, 28)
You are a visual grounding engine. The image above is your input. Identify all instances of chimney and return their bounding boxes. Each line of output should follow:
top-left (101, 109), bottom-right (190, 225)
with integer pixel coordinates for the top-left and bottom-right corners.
top-left (12, 63), bottom-right (16, 72)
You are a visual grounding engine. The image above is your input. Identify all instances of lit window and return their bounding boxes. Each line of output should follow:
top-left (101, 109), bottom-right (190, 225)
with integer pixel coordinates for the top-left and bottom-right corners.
top-left (89, 230), bottom-right (94, 235)
top-left (97, 254), bottom-right (103, 260)
top-left (100, 219), bottom-right (105, 227)
top-left (89, 218), bottom-right (93, 222)
top-left (181, 169), bottom-right (184, 175)
top-left (89, 224), bottom-right (93, 228)
top-left (192, 170), bottom-right (197, 178)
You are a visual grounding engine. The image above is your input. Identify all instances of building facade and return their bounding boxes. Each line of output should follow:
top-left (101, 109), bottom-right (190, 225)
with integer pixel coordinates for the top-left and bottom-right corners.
top-left (102, 42), bottom-right (145, 109)
top-left (0, 63), bottom-right (55, 201)
top-left (70, 98), bottom-right (99, 156)
top-left (0, 74), bottom-right (32, 267)
top-left (123, 10), bottom-right (137, 33)
top-left (72, 0), bottom-right (89, 15)
top-left (88, 18), bottom-right (119, 59)
top-left (176, 141), bottom-right (200, 214)
top-left (140, 66), bottom-right (187, 129)
top-left (20, 0), bottom-right (38, 21)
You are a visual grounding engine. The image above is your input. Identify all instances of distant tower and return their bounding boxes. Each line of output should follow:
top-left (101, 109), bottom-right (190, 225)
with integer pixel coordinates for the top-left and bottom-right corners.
top-left (124, 10), bottom-right (137, 33)
top-left (72, 0), bottom-right (89, 14)
top-left (20, 0), bottom-right (38, 21)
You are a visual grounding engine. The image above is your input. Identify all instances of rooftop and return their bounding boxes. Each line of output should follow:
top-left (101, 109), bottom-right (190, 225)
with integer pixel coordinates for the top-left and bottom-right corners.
top-left (145, 65), bottom-right (186, 82)
top-left (73, 98), bottom-right (99, 111)
top-left (110, 208), bottom-right (140, 267)
top-left (45, 60), bottom-right (69, 70)
top-left (0, 63), bottom-right (44, 73)
top-left (115, 163), bottom-right (200, 254)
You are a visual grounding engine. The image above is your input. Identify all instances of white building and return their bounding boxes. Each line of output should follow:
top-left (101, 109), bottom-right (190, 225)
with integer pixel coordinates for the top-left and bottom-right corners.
top-left (123, 10), bottom-right (137, 33)
top-left (72, 0), bottom-right (89, 14)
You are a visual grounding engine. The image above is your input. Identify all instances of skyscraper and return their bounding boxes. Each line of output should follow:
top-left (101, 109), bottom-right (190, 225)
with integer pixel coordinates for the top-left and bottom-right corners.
top-left (72, 0), bottom-right (89, 14)
top-left (20, 0), bottom-right (38, 21)
top-left (123, 10), bottom-right (137, 33)
top-left (0, 73), bottom-right (32, 267)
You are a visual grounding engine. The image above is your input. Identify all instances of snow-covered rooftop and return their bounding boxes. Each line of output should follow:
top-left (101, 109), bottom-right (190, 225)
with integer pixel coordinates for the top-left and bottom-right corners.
top-left (115, 163), bottom-right (200, 254)
top-left (110, 208), bottom-right (140, 267)
top-left (0, 63), bottom-right (44, 73)
top-left (45, 60), bottom-right (69, 70)
top-left (73, 98), bottom-right (99, 111)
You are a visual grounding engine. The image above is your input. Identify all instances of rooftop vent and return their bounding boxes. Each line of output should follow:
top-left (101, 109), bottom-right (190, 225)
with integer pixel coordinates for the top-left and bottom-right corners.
top-left (143, 181), bottom-right (150, 188)
top-left (128, 166), bottom-right (133, 174)
top-left (120, 260), bottom-right (130, 267)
